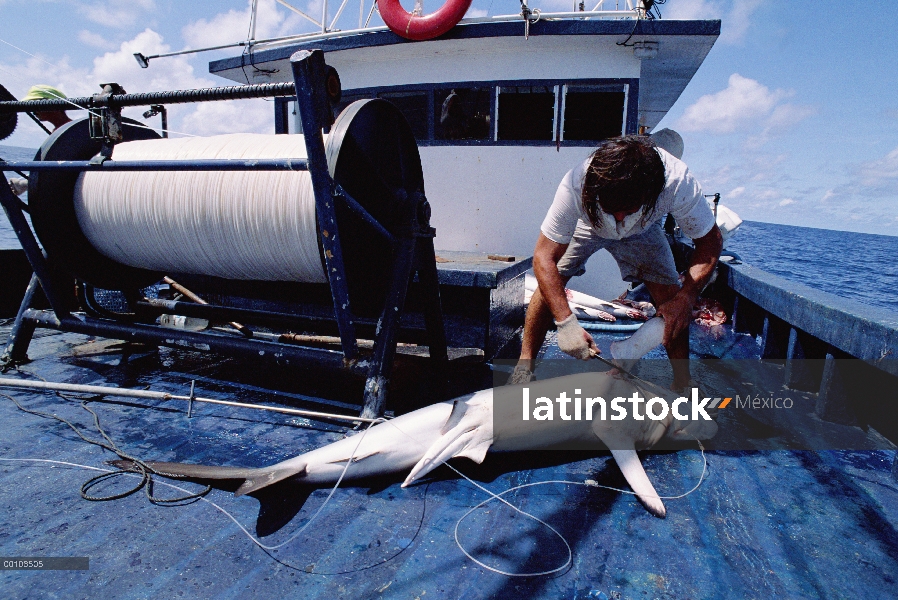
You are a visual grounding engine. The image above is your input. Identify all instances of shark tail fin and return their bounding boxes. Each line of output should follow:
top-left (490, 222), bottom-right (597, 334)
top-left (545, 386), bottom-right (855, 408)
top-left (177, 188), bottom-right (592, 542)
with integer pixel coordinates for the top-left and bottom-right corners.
top-left (609, 448), bottom-right (666, 518)
top-left (110, 459), bottom-right (260, 481)
top-left (235, 461), bottom-right (308, 497)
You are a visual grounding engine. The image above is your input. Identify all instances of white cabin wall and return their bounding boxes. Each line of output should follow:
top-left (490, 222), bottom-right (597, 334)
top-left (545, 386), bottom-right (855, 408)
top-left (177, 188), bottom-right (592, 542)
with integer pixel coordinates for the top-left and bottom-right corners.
top-left (327, 36), bottom-right (641, 88)
top-left (422, 145), bottom-right (629, 300)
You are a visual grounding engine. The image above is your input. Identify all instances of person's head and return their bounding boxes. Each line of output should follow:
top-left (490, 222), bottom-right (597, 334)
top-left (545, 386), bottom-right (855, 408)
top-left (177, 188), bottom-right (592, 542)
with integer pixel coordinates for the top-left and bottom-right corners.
top-left (581, 135), bottom-right (666, 228)
top-left (23, 85), bottom-right (72, 131)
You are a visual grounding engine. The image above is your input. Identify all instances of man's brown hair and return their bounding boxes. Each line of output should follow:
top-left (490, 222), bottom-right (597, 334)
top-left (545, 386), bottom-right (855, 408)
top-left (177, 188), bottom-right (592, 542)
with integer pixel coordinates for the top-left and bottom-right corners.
top-left (581, 135), bottom-right (666, 229)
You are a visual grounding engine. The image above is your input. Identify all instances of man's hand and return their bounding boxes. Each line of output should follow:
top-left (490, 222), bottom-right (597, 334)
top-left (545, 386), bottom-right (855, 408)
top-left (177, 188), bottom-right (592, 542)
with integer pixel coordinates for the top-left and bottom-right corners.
top-left (555, 313), bottom-right (599, 360)
top-left (656, 291), bottom-right (695, 346)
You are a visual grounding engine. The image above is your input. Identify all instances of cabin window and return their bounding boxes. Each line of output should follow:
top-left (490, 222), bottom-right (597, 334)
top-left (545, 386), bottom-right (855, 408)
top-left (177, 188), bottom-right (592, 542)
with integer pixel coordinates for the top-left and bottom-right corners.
top-left (377, 90), bottom-right (430, 140)
top-left (433, 88), bottom-right (491, 140)
top-left (561, 84), bottom-right (626, 141)
top-left (496, 86), bottom-right (557, 141)
top-left (288, 100), bottom-right (302, 134)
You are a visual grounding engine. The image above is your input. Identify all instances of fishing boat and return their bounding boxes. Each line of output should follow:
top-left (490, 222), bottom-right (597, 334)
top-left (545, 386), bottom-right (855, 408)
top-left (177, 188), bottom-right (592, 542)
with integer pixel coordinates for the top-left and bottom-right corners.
top-left (1, 2), bottom-right (897, 597)
top-left (197, 0), bottom-right (721, 298)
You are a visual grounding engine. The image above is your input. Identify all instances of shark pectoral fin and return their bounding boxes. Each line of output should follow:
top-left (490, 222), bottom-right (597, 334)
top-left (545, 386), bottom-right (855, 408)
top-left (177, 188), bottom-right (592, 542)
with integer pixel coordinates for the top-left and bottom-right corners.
top-left (609, 447), bottom-right (666, 519)
top-left (402, 428), bottom-right (476, 487)
top-left (403, 392), bottom-right (495, 488)
top-left (235, 462), bottom-right (307, 497)
top-left (402, 428), bottom-right (493, 488)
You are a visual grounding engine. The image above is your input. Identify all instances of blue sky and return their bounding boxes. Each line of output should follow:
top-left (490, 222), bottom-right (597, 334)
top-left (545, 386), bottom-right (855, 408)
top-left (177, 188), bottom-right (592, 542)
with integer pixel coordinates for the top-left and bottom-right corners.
top-left (1, 0), bottom-right (896, 235)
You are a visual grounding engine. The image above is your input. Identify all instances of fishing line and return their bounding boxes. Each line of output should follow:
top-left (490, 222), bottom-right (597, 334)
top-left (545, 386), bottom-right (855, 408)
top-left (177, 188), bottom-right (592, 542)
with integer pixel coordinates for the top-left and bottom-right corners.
top-left (0, 370), bottom-right (211, 504)
top-left (0, 379), bottom-right (397, 552)
top-left (446, 443), bottom-right (707, 577)
top-left (74, 133), bottom-right (326, 282)
top-left (0, 455), bottom-right (430, 576)
top-left (1, 376), bottom-right (708, 576)
top-left (379, 416), bottom-right (709, 577)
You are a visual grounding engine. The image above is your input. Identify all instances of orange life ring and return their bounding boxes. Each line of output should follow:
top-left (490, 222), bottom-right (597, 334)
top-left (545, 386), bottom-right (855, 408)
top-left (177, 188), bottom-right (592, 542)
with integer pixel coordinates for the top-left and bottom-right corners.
top-left (378, 0), bottom-right (473, 41)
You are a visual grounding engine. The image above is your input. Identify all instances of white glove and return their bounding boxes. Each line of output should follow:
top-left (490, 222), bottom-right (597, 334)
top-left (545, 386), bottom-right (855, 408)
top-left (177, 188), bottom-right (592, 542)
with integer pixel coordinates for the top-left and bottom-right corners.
top-left (9, 177), bottom-right (28, 196)
top-left (554, 313), bottom-right (596, 360)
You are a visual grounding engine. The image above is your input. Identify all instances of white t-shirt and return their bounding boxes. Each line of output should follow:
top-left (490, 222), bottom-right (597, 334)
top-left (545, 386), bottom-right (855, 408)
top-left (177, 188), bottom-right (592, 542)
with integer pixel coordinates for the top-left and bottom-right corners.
top-left (540, 148), bottom-right (716, 243)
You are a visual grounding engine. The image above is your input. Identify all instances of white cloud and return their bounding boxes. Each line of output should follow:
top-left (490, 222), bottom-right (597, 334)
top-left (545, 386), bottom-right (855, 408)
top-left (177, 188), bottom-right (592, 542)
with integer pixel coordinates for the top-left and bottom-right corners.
top-left (467, 8), bottom-right (489, 18)
top-left (727, 186), bottom-right (745, 198)
top-left (90, 29), bottom-right (213, 94)
top-left (78, 30), bottom-right (115, 50)
top-left (1, 28), bottom-right (242, 146)
top-left (182, 0), bottom-right (308, 49)
top-left (778, 198), bottom-right (795, 207)
top-left (765, 103), bottom-right (817, 129)
top-left (724, 0), bottom-right (765, 43)
top-left (664, 0), bottom-right (724, 21)
top-left (662, 0), bottom-right (765, 43)
top-left (78, 0), bottom-right (156, 30)
top-left (856, 146), bottom-right (898, 189)
top-left (678, 74), bottom-right (790, 133)
top-left (179, 98), bottom-right (273, 136)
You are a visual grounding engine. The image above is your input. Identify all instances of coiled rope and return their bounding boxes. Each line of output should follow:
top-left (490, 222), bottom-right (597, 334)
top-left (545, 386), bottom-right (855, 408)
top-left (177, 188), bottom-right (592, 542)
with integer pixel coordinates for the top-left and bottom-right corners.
top-left (74, 133), bottom-right (326, 283)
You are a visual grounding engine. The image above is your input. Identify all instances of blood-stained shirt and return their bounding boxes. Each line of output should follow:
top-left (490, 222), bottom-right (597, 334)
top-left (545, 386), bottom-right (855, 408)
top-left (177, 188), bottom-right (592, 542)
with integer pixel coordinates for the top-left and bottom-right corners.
top-left (540, 148), bottom-right (716, 243)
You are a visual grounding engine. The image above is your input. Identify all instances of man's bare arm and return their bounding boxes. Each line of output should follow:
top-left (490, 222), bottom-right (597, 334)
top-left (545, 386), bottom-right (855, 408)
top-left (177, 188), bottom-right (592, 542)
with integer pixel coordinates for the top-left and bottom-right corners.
top-left (657, 224), bottom-right (724, 345)
top-left (533, 233), bottom-right (574, 321)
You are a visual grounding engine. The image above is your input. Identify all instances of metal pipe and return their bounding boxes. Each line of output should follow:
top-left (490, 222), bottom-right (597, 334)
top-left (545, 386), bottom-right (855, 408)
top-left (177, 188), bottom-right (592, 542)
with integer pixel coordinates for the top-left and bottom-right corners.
top-left (0, 158), bottom-right (310, 172)
top-left (0, 82), bottom-right (299, 113)
top-left (138, 298), bottom-right (336, 330)
top-left (0, 273), bottom-right (40, 365)
top-left (163, 276), bottom-right (252, 337)
top-left (22, 309), bottom-right (368, 375)
top-left (122, 9), bottom-right (641, 70)
top-left (336, 185), bottom-right (394, 243)
top-left (0, 377), bottom-right (379, 423)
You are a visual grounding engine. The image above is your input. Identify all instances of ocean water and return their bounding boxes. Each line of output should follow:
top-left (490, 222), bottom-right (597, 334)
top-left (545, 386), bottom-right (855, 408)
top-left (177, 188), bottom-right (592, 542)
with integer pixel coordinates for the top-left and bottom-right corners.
top-left (725, 221), bottom-right (898, 312)
top-left (2, 143), bottom-right (896, 311)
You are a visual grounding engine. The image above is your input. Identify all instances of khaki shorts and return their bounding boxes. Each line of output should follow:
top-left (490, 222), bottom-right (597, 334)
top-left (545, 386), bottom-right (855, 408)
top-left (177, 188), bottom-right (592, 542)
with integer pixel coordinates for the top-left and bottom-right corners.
top-left (556, 220), bottom-right (680, 285)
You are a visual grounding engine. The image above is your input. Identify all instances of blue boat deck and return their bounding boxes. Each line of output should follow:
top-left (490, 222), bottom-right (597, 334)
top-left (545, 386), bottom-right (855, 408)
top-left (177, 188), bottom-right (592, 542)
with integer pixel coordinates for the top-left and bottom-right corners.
top-left (2, 321), bottom-right (898, 598)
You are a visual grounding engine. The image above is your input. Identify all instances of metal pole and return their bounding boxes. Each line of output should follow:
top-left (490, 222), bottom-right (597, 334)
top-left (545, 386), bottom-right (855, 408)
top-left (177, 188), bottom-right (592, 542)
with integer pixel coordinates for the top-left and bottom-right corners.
top-left (0, 82), bottom-right (300, 113)
top-left (0, 175), bottom-right (70, 317)
top-left (0, 273), bottom-right (39, 365)
top-left (0, 377), bottom-right (380, 423)
top-left (290, 49), bottom-right (359, 361)
top-left (1, 159), bottom-right (310, 172)
top-left (163, 276), bottom-right (251, 336)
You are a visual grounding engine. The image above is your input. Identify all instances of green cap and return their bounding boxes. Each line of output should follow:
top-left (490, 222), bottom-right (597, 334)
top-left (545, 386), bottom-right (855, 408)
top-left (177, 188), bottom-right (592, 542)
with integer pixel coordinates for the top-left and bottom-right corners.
top-left (22, 85), bottom-right (67, 103)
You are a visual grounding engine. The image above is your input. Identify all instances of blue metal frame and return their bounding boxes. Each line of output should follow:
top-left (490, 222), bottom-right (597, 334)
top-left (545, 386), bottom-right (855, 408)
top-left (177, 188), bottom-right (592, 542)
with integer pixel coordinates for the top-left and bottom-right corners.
top-left (0, 49), bottom-right (448, 418)
top-left (1, 159), bottom-right (311, 172)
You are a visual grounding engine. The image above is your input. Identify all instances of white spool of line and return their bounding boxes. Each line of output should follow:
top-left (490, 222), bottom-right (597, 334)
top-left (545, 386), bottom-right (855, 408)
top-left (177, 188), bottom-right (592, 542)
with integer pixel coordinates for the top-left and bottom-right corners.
top-left (74, 133), bottom-right (327, 283)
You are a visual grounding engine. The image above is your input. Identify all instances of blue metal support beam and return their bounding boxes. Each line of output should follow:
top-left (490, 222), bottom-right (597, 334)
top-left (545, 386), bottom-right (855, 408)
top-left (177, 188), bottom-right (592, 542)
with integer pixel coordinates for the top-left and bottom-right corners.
top-left (0, 173), bottom-right (71, 317)
top-left (0, 159), bottom-right (310, 172)
top-left (290, 49), bottom-right (359, 362)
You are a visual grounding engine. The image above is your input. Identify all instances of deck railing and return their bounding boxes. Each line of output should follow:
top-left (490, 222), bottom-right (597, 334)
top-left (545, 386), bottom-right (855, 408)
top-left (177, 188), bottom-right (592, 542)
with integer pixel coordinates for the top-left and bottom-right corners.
top-left (715, 259), bottom-right (897, 428)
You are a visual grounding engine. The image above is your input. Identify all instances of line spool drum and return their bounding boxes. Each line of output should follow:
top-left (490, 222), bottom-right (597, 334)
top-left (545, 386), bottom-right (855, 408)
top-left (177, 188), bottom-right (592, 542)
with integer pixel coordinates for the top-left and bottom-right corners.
top-left (27, 99), bottom-right (424, 314)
